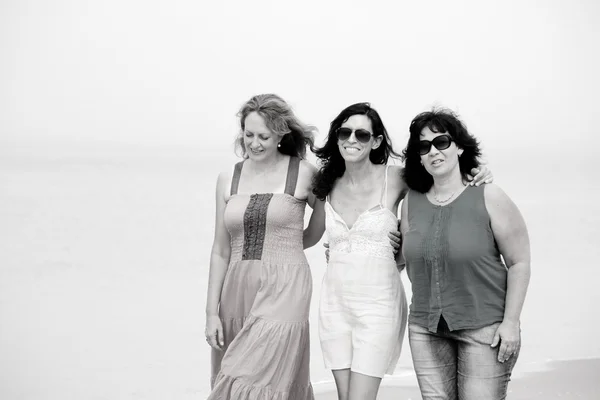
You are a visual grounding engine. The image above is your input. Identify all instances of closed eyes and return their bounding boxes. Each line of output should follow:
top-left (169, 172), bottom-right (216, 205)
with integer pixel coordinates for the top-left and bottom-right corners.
top-left (245, 131), bottom-right (271, 140)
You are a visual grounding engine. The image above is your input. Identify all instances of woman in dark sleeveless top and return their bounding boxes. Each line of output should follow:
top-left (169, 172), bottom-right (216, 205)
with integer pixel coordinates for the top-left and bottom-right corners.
top-left (400, 108), bottom-right (531, 400)
top-left (205, 94), bottom-right (325, 400)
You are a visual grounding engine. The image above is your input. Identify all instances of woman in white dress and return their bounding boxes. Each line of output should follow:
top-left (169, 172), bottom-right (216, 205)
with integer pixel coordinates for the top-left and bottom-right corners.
top-left (312, 103), bottom-right (493, 400)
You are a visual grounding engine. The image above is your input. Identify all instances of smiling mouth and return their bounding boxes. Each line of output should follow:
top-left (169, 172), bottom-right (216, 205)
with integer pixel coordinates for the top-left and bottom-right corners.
top-left (344, 147), bottom-right (360, 153)
top-left (431, 159), bottom-right (444, 165)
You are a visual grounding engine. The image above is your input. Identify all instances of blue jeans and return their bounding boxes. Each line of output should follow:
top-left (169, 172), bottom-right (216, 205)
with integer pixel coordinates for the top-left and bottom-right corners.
top-left (408, 318), bottom-right (520, 400)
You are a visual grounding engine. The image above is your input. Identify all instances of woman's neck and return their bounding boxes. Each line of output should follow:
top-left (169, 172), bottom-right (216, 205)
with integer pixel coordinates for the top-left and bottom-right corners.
top-left (342, 159), bottom-right (379, 187)
top-left (431, 168), bottom-right (465, 197)
top-left (246, 152), bottom-right (286, 174)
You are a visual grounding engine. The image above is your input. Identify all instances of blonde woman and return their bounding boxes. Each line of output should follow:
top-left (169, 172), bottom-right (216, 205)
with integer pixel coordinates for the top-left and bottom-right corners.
top-left (205, 94), bottom-right (325, 400)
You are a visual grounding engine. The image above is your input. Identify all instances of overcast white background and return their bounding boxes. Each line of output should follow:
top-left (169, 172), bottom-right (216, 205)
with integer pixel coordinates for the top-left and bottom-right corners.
top-left (3, 0), bottom-right (598, 151)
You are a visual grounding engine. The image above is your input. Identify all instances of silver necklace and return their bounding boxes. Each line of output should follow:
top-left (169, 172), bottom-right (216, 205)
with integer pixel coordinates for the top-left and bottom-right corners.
top-left (433, 187), bottom-right (457, 204)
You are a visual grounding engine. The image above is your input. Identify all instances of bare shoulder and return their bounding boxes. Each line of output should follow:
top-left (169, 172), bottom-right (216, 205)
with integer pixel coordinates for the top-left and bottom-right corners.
top-left (217, 167), bottom-right (233, 186)
top-left (296, 159), bottom-right (318, 198)
top-left (216, 166), bottom-right (235, 200)
top-left (297, 159), bottom-right (318, 187)
top-left (387, 165), bottom-right (404, 183)
top-left (483, 183), bottom-right (509, 203)
top-left (400, 194), bottom-right (409, 214)
top-left (299, 159), bottom-right (318, 178)
top-left (388, 164), bottom-right (404, 174)
top-left (483, 183), bottom-right (518, 214)
top-left (387, 164), bottom-right (408, 199)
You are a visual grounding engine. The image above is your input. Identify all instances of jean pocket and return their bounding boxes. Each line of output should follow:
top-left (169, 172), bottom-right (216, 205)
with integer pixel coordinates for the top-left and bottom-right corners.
top-left (460, 322), bottom-right (501, 345)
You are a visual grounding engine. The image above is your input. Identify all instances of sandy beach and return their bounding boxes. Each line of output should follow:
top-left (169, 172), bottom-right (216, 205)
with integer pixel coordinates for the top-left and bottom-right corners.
top-left (315, 358), bottom-right (600, 400)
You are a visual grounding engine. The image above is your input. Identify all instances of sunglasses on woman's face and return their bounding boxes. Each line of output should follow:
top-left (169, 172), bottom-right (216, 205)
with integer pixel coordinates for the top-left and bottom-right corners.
top-left (418, 135), bottom-right (454, 155)
top-left (336, 127), bottom-right (374, 143)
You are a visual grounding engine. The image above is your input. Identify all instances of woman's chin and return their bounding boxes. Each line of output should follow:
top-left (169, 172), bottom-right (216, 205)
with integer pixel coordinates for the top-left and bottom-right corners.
top-left (247, 150), bottom-right (268, 160)
top-left (427, 165), bottom-right (456, 179)
top-left (341, 152), bottom-right (368, 163)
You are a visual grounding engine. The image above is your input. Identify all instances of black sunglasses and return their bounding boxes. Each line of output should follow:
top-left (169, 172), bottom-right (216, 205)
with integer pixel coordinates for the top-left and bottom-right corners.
top-left (336, 127), bottom-right (374, 143)
top-left (418, 135), bottom-right (454, 155)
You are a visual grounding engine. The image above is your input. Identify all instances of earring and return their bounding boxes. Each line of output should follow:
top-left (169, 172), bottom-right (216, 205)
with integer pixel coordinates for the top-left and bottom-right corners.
top-left (277, 143), bottom-right (281, 148)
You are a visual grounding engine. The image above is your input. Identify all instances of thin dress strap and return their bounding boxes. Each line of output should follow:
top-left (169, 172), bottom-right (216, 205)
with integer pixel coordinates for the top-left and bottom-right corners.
top-left (379, 165), bottom-right (390, 207)
top-left (230, 161), bottom-right (244, 196)
top-left (284, 156), bottom-right (301, 196)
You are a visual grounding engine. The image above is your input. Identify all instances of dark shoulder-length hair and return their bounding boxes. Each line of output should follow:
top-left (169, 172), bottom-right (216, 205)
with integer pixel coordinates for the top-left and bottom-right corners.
top-left (236, 93), bottom-right (317, 159)
top-left (312, 102), bottom-right (400, 201)
top-left (402, 108), bottom-right (482, 193)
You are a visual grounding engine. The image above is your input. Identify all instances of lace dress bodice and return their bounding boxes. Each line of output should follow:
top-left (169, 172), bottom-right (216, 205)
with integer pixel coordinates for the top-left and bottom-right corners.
top-left (325, 166), bottom-right (397, 260)
top-left (325, 203), bottom-right (397, 260)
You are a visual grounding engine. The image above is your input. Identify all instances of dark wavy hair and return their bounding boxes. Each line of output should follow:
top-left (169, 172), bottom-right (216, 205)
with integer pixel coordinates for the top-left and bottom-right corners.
top-left (402, 108), bottom-right (482, 193)
top-left (312, 102), bottom-right (400, 200)
top-left (236, 94), bottom-right (317, 159)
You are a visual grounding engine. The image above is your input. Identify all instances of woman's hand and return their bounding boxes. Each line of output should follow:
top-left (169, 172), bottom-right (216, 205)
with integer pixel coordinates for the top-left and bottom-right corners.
top-left (391, 222), bottom-right (405, 272)
top-left (205, 315), bottom-right (224, 351)
top-left (467, 165), bottom-right (493, 186)
top-left (491, 320), bottom-right (520, 363)
top-left (388, 221), bottom-right (402, 255)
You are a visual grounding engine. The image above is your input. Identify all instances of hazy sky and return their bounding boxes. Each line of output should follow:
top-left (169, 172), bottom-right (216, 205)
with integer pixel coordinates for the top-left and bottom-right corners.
top-left (2, 0), bottom-right (599, 160)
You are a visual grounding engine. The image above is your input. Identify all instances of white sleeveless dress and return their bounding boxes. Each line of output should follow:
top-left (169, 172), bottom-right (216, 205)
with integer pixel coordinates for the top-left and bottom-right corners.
top-left (318, 166), bottom-right (408, 378)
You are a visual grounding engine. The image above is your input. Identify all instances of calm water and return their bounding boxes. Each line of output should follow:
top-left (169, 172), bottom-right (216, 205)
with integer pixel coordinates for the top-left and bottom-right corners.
top-left (1, 143), bottom-right (598, 399)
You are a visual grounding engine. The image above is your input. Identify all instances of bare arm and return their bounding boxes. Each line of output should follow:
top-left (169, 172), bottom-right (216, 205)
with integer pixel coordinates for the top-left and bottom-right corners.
top-left (388, 166), bottom-right (409, 262)
top-left (397, 197), bottom-right (410, 271)
top-left (485, 184), bottom-right (531, 361)
top-left (304, 193), bottom-right (325, 249)
top-left (486, 184), bottom-right (531, 323)
top-left (206, 171), bottom-right (232, 318)
top-left (302, 162), bottom-right (325, 249)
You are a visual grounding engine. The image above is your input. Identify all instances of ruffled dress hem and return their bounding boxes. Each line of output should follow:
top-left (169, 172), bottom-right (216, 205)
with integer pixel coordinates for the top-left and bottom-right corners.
top-left (209, 374), bottom-right (314, 400)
